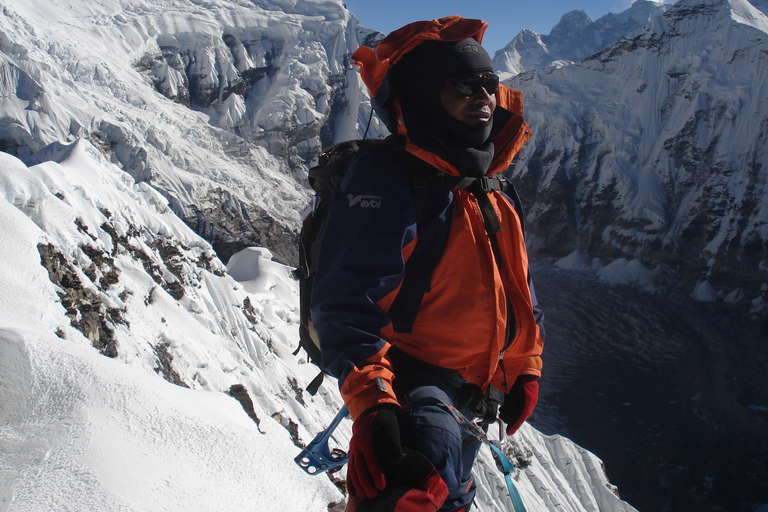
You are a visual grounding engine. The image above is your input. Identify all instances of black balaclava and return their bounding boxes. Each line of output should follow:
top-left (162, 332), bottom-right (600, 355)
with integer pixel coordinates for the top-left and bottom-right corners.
top-left (392, 38), bottom-right (495, 175)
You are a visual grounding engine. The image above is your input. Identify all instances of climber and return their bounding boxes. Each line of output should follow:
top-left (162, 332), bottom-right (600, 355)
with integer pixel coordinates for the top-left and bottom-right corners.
top-left (311, 16), bottom-right (545, 512)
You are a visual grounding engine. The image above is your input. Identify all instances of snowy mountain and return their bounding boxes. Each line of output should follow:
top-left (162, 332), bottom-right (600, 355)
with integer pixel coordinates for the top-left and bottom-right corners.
top-left (0, 0), bottom-right (386, 267)
top-left (0, 141), bottom-right (636, 511)
top-left (2, 0), bottom-right (767, 510)
top-left (492, 0), bottom-right (668, 79)
top-left (502, 2), bottom-right (768, 507)
top-left (0, 0), bottom-right (640, 511)
top-left (508, 0), bottom-right (768, 308)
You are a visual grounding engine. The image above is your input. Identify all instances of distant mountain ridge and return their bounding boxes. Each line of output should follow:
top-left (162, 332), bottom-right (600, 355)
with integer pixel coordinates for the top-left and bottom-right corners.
top-left (492, 0), bottom-right (668, 78)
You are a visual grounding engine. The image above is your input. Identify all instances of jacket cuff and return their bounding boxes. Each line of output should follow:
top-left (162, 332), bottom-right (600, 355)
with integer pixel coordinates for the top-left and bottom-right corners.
top-left (520, 355), bottom-right (543, 378)
top-left (340, 347), bottom-right (399, 420)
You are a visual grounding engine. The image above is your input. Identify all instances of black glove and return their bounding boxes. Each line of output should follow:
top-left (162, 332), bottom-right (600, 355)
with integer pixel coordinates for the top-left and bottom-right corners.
top-left (347, 408), bottom-right (434, 500)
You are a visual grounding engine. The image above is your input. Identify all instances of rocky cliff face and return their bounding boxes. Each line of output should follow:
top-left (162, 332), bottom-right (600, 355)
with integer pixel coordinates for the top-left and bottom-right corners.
top-left (138, 19), bottom-right (382, 170)
top-left (508, 0), bottom-right (768, 310)
top-left (493, 1), bottom-right (667, 78)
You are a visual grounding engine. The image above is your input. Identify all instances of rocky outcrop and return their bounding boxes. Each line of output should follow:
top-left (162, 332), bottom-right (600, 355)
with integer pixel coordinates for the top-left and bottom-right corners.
top-left (35, 202), bottom-right (232, 380)
top-left (38, 242), bottom-right (121, 357)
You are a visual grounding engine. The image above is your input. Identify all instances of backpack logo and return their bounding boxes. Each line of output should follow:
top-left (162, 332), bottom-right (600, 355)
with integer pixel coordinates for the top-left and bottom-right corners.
top-left (347, 194), bottom-right (383, 209)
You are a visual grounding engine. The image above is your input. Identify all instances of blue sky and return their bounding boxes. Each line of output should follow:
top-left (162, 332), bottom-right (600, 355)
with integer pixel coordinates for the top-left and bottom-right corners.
top-left (342, 0), bottom-right (675, 54)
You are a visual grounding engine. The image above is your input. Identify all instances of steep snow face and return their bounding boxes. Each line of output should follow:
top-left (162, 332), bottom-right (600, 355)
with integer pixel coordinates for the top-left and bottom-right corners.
top-left (493, 0), bottom-right (668, 78)
top-left (0, 139), bottom-right (347, 511)
top-left (0, 0), bottom-right (380, 265)
top-left (509, 0), bottom-right (768, 306)
top-left (0, 140), bottom-right (638, 512)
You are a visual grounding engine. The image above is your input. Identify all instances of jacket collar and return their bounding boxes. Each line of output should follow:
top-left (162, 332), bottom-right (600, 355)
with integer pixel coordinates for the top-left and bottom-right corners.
top-left (397, 85), bottom-right (531, 177)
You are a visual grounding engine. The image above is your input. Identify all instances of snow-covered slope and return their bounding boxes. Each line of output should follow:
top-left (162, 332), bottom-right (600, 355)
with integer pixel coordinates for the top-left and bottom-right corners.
top-left (492, 0), bottom-right (668, 78)
top-left (0, 141), bottom-right (637, 511)
top-left (508, 0), bottom-right (768, 307)
top-left (0, 0), bottom-right (385, 266)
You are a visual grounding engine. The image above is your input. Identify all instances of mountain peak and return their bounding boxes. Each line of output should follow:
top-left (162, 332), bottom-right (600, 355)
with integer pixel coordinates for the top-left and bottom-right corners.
top-left (551, 10), bottom-right (592, 37)
top-left (493, 0), bottom-right (667, 76)
top-left (659, 0), bottom-right (768, 37)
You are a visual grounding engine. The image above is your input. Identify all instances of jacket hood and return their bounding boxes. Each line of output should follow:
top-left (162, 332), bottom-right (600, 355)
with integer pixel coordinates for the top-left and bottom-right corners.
top-left (352, 16), bottom-right (488, 104)
top-left (352, 16), bottom-right (531, 177)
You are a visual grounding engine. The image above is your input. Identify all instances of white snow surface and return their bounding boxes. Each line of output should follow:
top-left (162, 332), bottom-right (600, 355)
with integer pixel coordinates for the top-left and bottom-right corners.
top-left (0, 140), bottom-right (638, 511)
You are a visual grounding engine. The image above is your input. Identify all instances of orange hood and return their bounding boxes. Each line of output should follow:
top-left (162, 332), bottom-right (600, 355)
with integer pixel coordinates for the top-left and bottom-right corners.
top-left (351, 16), bottom-right (530, 177)
top-left (352, 16), bottom-right (488, 100)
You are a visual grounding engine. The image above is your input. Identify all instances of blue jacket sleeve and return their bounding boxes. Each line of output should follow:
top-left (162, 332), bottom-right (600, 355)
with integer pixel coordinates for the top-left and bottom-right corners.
top-left (310, 151), bottom-right (417, 385)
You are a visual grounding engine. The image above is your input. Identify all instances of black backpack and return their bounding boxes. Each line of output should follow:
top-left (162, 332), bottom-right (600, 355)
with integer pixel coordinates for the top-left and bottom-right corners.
top-left (293, 134), bottom-right (513, 394)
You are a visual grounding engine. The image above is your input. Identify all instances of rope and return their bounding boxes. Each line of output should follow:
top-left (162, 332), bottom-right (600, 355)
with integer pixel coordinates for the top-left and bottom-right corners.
top-left (362, 107), bottom-right (374, 140)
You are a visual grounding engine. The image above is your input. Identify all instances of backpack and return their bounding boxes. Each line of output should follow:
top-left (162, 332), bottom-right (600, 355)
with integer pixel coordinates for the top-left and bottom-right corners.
top-left (293, 134), bottom-right (513, 394)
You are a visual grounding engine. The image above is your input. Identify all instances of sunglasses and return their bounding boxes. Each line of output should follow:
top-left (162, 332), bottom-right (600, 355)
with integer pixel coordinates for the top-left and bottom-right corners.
top-left (443, 73), bottom-right (500, 96)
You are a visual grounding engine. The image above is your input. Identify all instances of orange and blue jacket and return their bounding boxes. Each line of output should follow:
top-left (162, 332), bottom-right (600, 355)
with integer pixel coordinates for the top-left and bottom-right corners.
top-left (311, 17), bottom-right (544, 420)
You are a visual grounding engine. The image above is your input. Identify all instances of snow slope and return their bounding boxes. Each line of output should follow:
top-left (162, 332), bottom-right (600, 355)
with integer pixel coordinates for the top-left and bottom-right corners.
top-left (0, 141), bottom-right (637, 511)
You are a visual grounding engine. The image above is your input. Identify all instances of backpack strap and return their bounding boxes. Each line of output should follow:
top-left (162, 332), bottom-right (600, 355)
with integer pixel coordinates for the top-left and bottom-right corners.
top-left (400, 148), bottom-right (510, 234)
top-left (407, 166), bottom-right (509, 194)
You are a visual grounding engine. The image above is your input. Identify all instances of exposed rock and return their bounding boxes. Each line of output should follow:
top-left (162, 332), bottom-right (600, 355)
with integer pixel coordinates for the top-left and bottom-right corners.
top-left (153, 343), bottom-right (189, 387)
top-left (227, 384), bottom-right (262, 428)
top-left (182, 191), bottom-right (299, 266)
top-left (37, 242), bottom-right (120, 357)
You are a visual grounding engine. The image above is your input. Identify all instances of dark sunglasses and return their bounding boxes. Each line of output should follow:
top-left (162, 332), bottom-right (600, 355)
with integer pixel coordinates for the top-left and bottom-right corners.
top-left (443, 73), bottom-right (500, 96)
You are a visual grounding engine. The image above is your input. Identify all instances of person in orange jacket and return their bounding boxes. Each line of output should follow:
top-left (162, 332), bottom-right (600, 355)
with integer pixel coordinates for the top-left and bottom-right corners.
top-left (311, 16), bottom-right (545, 512)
